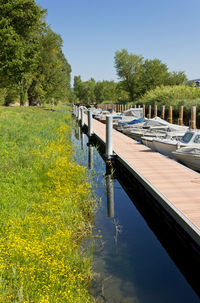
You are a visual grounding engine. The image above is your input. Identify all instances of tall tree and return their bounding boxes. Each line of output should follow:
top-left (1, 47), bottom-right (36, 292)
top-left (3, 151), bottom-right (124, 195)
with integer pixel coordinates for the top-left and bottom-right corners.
top-left (94, 81), bottom-right (118, 103)
top-left (114, 49), bottom-right (144, 101)
top-left (141, 58), bottom-right (169, 93)
top-left (167, 71), bottom-right (187, 85)
top-left (73, 77), bottom-right (96, 103)
top-left (28, 29), bottom-right (71, 105)
top-left (114, 49), bottom-right (187, 102)
top-left (0, 0), bottom-right (46, 105)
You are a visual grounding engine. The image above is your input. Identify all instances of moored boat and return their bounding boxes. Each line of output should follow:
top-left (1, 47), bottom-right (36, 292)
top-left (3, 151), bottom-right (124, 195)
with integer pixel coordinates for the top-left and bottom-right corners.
top-left (152, 129), bottom-right (200, 158)
top-left (172, 147), bottom-right (200, 171)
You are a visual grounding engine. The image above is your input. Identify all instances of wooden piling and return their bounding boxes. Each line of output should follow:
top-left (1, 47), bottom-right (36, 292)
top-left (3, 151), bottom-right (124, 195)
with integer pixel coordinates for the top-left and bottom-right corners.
top-left (178, 106), bottom-right (184, 126)
top-left (143, 104), bottom-right (145, 119)
top-left (191, 106), bottom-right (196, 129)
top-left (168, 106), bottom-right (173, 124)
top-left (148, 105), bottom-right (151, 119)
top-left (161, 106), bottom-right (165, 120)
top-left (154, 104), bottom-right (157, 117)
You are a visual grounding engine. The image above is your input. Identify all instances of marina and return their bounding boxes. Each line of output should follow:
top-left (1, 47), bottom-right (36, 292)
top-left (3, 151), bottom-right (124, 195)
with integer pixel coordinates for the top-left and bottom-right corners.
top-left (74, 106), bottom-right (200, 250)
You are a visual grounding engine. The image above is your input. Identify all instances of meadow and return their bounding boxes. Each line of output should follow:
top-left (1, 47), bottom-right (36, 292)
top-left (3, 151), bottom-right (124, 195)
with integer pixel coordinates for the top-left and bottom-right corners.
top-left (0, 106), bottom-right (95, 302)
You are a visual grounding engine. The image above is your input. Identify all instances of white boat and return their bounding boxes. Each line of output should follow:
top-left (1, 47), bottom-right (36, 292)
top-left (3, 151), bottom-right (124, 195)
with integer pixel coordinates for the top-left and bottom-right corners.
top-left (90, 107), bottom-right (103, 118)
top-left (119, 116), bottom-right (167, 131)
top-left (125, 126), bottom-right (169, 141)
top-left (141, 131), bottom-right (185, 150)
top-left (172, 147), bottom-right (200, 171)
top-left (120, 108), bottom-right (144, 122)
top-left (95, 110), bottom-right (121, 124)
top-left (152, 130), bottom-right (200, 158)
top-left (120, 116), bottom-right (188, 140)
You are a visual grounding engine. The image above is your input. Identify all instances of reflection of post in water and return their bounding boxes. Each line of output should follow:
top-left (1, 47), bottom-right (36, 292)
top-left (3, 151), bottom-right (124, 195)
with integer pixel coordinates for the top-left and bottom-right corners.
top-left (87, 142), bottom-right (93, 170)
top-left (74, 124), bottom-right (81, 141)
top-left (81, 131), bottom-right (84, 150)
top-left (78, 126), bottom-right (81, 140)
top-left (105, 162), bottom-right (114, 218)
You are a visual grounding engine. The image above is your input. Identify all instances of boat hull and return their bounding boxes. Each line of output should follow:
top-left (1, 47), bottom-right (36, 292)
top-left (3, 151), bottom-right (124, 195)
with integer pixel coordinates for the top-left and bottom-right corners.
top-left (172, 148), bottom-right (200, 171)
top-left (152, 139), bottom-right (179, 158)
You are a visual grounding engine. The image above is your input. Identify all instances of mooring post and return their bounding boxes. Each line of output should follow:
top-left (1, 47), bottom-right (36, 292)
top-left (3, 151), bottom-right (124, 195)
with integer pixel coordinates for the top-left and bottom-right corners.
top-left (178, 106), bottom-right (184, 126)
top-left (168, 106), bottom-right (173, 124)
top-left (148, 105), bottom-right (151, 119)
top-left (81, 107), bottom-right (84, 127)
top-left (143, 104), bottom-right (145, 118)
top-left (161, 105), bottom-right (165, 120)
top-left (106, 115), bottom-right (113, 159)
top-left (191, 106), bottom-right (196, 129)
top-left (154, 104), bottom-right (157, 117)
top-left (78, 106), bottom-right (81, 121)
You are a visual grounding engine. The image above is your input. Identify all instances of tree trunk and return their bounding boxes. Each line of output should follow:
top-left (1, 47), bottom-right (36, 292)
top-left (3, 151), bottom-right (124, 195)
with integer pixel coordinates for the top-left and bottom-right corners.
top-left (19, 79), bottom-right (28, 106)
top-left (28, 80), bottom-right (36, 106)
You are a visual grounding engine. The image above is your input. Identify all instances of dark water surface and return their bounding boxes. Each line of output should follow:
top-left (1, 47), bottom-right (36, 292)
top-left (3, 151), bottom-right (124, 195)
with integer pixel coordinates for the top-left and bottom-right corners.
top-left (72, 125), bottom-right (200, 303)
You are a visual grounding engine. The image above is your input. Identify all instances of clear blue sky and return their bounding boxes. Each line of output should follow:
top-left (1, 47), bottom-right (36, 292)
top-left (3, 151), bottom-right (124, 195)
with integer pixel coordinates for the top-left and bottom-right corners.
top-left (37, 0), bottom-right (200, 85)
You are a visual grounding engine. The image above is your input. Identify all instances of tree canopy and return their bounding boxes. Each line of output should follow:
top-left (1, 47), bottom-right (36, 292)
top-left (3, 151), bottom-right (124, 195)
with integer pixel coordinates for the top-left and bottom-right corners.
top-left (0, 0), bottom-right (71, 106)
top-left (114, 49), bottom-right (187, 101)
top-left (73, 76), bottom-right (128, 104)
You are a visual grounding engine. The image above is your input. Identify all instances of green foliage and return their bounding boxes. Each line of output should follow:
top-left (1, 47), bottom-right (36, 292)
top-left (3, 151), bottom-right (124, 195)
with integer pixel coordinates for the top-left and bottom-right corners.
top-left (0, 88), bottom-right (7, 106)
top-left (137, 85), bottom-right (200, 109)
top-left (4, 88), bottom-right (20, 105)
top-left (0, 0), bottom-right (46, 104)
top-left (114, 49), bottom-right (144, 101)
top-left (28, 29), bottom-right (71, 105)
top-left (141, 58), bottom-right (169, 93)
top-left (114, 49), bottom-right (187, 102)
top-left (94, 80), bottom-right (118, 103)
top-left (73, 76), bottom-right (129, 104)
top-left (0, 1), bottom-right (71, 106)
top-left (74, 76), bottom-right (96, 103)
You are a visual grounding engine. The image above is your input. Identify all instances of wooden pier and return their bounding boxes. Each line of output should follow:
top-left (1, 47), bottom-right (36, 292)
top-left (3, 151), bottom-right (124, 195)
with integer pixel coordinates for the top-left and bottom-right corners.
top-left (82, 113), bottom-right (200, 247)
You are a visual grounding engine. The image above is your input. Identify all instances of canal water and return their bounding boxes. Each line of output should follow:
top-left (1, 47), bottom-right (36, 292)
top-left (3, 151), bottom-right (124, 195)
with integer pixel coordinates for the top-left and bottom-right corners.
top-left (72, 124), bottom-right (200, 303)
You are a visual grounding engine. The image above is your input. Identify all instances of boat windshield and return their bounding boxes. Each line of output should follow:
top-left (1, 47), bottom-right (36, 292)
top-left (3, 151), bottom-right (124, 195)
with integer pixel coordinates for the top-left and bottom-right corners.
top-left (193, 134), bottom-right (200, 144)
top-left (181, 132), bottom-right (193, 143)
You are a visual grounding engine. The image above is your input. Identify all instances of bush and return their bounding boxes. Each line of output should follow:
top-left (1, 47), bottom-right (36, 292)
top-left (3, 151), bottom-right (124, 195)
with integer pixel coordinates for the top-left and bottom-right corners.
top-left (137, 85), bottom-right (200, 109)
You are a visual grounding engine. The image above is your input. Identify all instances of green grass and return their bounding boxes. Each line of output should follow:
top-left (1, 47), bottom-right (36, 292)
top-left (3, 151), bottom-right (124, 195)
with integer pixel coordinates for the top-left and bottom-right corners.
top-left (0, 106), bottom-right (95, 302)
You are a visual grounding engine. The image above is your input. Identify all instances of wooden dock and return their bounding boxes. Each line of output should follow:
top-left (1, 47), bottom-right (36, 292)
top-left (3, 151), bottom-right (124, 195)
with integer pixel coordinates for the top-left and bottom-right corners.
top-left (83, 114), bottom-right (200, 247)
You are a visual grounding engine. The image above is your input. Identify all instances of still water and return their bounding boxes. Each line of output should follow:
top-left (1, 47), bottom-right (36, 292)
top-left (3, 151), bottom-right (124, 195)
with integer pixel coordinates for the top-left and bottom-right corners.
top-left (72, 125), bottom-right (200, 303)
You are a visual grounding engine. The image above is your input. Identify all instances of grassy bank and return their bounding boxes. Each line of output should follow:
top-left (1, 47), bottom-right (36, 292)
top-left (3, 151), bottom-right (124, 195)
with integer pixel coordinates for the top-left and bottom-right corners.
top-left (0, 106), bottom-right (95, 302)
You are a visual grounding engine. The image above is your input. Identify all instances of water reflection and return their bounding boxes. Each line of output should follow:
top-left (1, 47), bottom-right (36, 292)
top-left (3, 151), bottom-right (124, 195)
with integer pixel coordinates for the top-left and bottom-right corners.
top-left (105, 164), bottom-right (114, 218)
top-left (87, 142), bottom-right (94, 170)
top-left (81, 131), bottom-right (84, 150)
top-left (74, 125), bottom-right (81, 141)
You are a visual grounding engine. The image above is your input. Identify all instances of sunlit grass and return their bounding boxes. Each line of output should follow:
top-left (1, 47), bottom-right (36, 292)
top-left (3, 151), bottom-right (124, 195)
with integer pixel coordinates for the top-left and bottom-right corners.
top-left (0, 106), bottom-right (95, 302)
